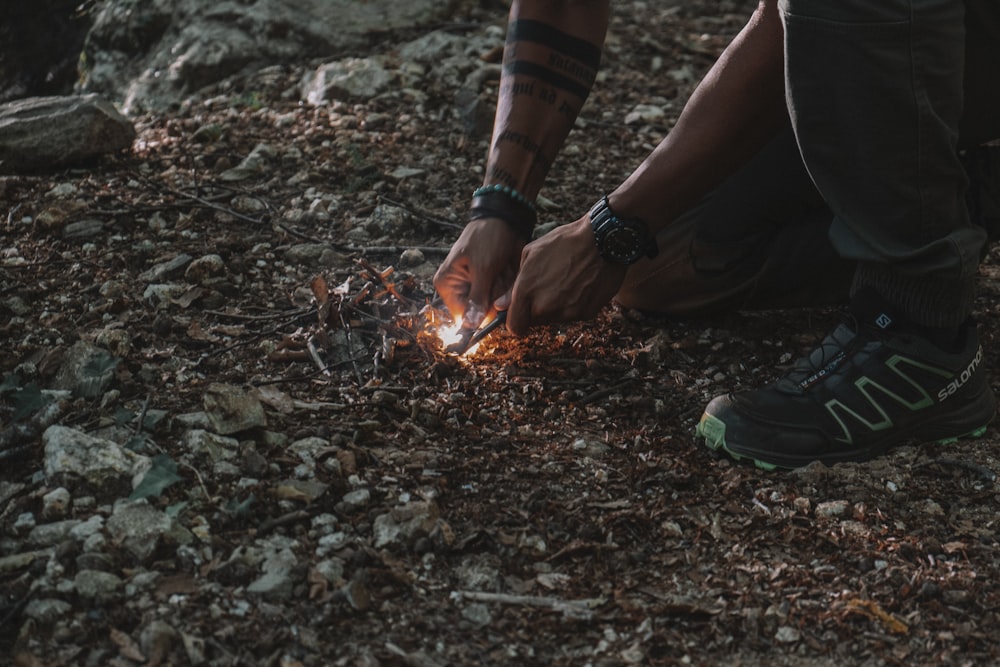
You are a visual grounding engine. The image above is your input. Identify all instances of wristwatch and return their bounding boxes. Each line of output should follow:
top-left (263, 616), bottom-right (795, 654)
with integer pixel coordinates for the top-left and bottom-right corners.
top-left (589, 196), bottom-right (658, 265)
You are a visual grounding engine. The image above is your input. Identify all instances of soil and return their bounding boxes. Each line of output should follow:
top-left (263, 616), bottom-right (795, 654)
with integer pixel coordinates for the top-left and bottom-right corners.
top-left (3, 1), bottom-right (1000, 666)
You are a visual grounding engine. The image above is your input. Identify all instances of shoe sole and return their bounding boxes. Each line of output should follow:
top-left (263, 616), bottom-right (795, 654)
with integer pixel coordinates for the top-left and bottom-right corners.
top-left (696, 412), bottom-right (993, 471)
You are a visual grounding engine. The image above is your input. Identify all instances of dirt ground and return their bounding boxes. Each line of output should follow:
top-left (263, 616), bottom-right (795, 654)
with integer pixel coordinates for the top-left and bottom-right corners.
top-left (3, 1), bottom-right (1000, 665)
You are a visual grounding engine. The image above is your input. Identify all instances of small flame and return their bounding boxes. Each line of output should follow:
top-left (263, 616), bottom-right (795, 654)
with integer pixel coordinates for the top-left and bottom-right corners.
top-left (435, 320), bottom-right (485, 356)
top-left (437, 322), bottom-right (465, 349)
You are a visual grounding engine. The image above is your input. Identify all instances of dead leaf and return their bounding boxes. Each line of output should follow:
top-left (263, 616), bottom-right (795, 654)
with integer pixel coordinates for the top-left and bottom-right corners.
top-left (110, 627), bottom-right (146, 663)
top-left (253, 384), bottom-right (296, 414)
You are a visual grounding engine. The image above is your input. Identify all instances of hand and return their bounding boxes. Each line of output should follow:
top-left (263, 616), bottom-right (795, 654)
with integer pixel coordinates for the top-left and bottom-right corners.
top-left (505, 216), bottom-right (627, 336)
top-left (433, 218), bottom-right (526, 327)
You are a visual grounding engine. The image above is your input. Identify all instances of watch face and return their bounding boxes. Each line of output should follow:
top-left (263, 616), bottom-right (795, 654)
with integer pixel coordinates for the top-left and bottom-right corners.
top-left (590, 197), bottom-right (655, 265)
top-left (604, 226), bottom-right (642, 263)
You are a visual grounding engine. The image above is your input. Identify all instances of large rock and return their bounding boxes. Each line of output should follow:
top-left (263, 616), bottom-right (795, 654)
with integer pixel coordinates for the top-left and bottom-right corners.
top-left (0, 94), bottom-right (135, 174)
top-left (43, 425), bottom-right (149, 494)
top-left (78, 0), bottom-right (461, 114)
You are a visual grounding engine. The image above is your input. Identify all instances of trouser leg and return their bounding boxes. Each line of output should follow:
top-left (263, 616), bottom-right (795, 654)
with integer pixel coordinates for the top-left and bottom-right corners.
top-left (616, 125), bottom-right (854, 316)
top-left (780, 0), bottom-right (988, 328)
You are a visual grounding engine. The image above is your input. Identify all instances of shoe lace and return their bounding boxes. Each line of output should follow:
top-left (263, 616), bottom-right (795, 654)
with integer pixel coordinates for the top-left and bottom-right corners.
top-left (783, 313), bottom-right (871, 390)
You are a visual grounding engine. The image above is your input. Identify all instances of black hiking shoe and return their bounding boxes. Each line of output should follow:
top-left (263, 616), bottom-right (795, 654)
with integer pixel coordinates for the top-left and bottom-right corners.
top-left (696, 293), bottom-right (996, 470)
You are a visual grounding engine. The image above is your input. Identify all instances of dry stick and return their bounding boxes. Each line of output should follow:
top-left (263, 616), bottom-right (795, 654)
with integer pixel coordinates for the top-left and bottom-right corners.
top-left (377, 194), bottom-right (465, 232)
top-left (306, 337), bottom-right (331, 376)
top-left (179, 460), bottom-right (213, 503)
top-left (257, 509), bottom-right (312, 534)
top-left (456, 590), bottom-right (604, 616)
top-left (578, 378), bottom-right (636, 405)
top-left (133, 394), bottom-right (151, 437)
top-left (205, 310), bottom-right (315, 359)
top-left (204, 307), bottom-right (310, 322)
top-left (338, 310), bottom-right (364, 385)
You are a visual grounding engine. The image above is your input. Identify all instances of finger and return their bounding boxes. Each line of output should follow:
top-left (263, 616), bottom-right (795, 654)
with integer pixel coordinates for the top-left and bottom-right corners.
top-left (464, 270), bottom-right (493, 329)
top-left (506, 277), bottom-right (531, 337)
top-left (434, 273), bottom-right (471, 322)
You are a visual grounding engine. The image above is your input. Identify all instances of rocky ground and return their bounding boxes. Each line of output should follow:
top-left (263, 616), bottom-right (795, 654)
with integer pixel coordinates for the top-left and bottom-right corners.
top-left (3, 1), bottom-right (1000, 666)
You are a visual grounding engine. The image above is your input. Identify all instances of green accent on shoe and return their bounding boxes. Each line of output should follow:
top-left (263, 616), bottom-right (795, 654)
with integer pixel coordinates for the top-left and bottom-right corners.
top-left (696, 413), bottom-right (726, 451)
top-left (696, 414), bottom-right (780, 472)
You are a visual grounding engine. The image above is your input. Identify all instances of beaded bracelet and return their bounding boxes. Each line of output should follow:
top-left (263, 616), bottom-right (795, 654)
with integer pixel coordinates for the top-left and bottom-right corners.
top-left (472, 184), bottom-right (537, 212)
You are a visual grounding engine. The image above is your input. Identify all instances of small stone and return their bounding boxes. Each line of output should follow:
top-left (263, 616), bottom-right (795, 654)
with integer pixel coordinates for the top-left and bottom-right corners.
top-left (74, 569), bottom-right (123, 601)
top-left (183, 429), bottom-right (240, 462)
top-left (42, 487), bottom-right (71, 520)
top-left (139, 254), bottom-right (193, 282)
top-left (315, 558), bottom-right (345, 584)
top-left (220, 143), bottom-right (276, 182)
top-left (28, 519), bottom-right (80, 547)
top-left (106, 500), bottom-right (174, 563)
top-left (63, 219), bottom-right (105, 241)
top-left (461, 603), bottom-right (492, 626)
top-left (398, 248), bottom-right (425, 268)
top-left (203, 383), bottom-right (267, 435)
top-left (13, 512), bottom-right (36, 535)
top-left (246, 538), bottom-right (298, 600)
top-left (339, 489), bottom-right (371, 513)
top-left (571, 437), bottom-right (611, 458)
top-left (184, 254), bottom-right (226, 284)
top-left (24, 598), bottom-right (73, 624)
top-left (775, 626), bottom-right (801, 644)
top-left (53, 341), bottom-right (117, 398)
top-left (814, 500), bottom-right (850, 519)
top-left (283, 243), bottom-right (344, 269)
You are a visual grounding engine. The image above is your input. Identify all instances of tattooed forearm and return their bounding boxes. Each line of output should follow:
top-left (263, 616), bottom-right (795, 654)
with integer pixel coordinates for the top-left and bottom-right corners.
top-left (505, 61), bottom-right (591, 99)
top-left (494, 130), bottom-right (553, 173)
top-left (501, 20), bottom-right (601, 110)
top-left (507, 19), bottom-right (602, 72)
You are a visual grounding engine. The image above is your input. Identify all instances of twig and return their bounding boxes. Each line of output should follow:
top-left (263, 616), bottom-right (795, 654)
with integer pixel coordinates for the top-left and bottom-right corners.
top-left (258, 509), bottom-right (312, 534)
top-left (454, 590), bottom-right (605, 617)
top-left (339, 310), bottom-right (364, 385)
top-left (179, 460), bottom-right (213, 502)
top-left (377, 194), bottom-right (465, 232)
top-left (307, 337), bottom-right (331, 376)
top-left (578, 378), bottom-right (636, 405)
top-left (204, 307), bottom-right (309, 322)
top-left (133, 395), bottom-right (151, 436)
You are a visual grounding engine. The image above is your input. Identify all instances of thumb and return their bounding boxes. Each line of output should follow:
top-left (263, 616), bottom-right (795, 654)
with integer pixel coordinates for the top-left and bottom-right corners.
top-left (493, 290), bottom-right (512, 311)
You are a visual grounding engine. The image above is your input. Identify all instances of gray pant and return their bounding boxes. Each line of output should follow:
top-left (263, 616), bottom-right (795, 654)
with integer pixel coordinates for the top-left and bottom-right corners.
top-left (618, 0), bottom-right (1000, 322)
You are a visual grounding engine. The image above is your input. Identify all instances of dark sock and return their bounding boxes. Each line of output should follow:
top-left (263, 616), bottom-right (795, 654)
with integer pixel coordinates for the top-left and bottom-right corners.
top-left (849, 287), bottom-right (962, 351)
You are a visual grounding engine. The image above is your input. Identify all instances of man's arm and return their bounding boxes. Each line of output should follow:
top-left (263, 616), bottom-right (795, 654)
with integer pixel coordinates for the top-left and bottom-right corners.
top-left (506, 0), bottom-right (790, 334)
top-left (610, 0), bottom-right (787, 227)
top-left (433, 0), bottom-right (610, 327)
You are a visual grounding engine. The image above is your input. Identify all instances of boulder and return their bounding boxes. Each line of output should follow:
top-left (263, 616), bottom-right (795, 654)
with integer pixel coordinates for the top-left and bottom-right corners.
top-left (0, 94), bottom-right (135, 174)
top-left (78, 0), bottom-right (461, 114)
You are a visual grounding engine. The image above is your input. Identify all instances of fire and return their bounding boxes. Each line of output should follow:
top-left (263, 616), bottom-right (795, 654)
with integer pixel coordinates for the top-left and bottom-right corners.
top-left (437, 322), bottom-right (465, 349)
top-left (435, 321), bottom-right (483, 356)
